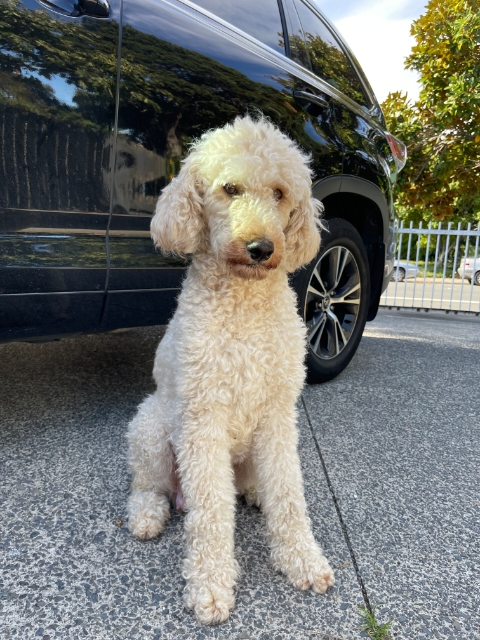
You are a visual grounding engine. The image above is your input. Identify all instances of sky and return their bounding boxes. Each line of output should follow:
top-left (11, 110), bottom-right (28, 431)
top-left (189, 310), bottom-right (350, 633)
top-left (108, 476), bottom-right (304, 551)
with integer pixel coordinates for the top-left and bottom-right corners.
top-left (313, 0), bottom-right (429, 103)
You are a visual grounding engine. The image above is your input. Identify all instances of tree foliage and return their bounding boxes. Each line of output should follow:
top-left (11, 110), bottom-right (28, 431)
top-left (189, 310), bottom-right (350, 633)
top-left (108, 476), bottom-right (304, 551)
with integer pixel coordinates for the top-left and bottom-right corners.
top-left (382, 0), bottom-right (480, 225)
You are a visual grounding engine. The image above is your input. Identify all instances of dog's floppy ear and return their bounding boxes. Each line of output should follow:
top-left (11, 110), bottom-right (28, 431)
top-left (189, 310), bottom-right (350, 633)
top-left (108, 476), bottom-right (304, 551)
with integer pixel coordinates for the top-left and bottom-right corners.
top-left (284, 194), bottom-right (323, 272)
top-left (150, 157), bottom-right (205, 257)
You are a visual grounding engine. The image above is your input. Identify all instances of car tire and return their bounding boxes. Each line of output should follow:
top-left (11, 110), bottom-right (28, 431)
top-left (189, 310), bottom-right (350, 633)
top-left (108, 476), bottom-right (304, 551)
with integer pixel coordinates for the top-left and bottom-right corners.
top-left (291, 218), bottom-right (370, 384)
top-left (474, 271), bottom-right (480, 286)
top-left (396, 267), bottom-right (406, 282)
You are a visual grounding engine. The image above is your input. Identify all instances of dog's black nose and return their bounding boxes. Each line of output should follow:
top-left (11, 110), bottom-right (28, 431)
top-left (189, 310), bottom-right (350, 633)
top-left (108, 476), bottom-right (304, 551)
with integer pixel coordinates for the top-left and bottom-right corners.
top-left (246, 238), bottom-right (274, 263)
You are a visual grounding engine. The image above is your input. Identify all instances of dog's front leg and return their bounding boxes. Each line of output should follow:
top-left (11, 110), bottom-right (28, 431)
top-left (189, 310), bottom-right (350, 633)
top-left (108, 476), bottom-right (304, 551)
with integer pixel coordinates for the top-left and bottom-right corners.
top-left (177, 421), bottom-right (237, 625)
top-left (253, 410), bottom-right (335, 594)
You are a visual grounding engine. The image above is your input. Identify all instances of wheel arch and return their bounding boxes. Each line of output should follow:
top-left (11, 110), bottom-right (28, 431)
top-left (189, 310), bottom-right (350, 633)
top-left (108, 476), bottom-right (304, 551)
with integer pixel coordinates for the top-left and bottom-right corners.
top-left (312, 175), bottom-right (390, 321)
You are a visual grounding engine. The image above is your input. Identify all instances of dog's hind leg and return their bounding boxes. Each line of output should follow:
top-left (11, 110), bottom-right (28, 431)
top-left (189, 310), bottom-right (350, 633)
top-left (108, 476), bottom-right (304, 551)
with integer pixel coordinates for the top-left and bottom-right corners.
top-left (234, 456), bottom-right (261, 508)
top-left (126, 394), bottom-right (173, 540)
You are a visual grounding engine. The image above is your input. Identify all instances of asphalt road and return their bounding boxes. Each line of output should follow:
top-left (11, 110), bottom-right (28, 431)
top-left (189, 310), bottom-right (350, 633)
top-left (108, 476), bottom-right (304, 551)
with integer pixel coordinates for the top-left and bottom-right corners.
top-left (1, 310), bottom-right (479, 640)
top-left (381, 280), bottom-right (480, 312)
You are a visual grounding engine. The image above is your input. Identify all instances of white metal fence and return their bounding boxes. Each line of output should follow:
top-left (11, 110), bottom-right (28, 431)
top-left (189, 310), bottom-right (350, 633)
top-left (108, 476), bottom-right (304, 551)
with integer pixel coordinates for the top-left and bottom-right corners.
top-left (380, 221), bottom-right (480, 314)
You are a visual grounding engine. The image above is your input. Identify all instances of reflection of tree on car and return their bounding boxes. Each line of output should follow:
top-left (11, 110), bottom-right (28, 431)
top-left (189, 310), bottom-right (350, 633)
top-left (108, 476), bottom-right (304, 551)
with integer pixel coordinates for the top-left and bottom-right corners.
top-left (0, 0), bottom-right (117, 128)
top-left (0, 0), bottom-right (118, 212)
top-left (297, 31), bottom-right (365, 106)
top-left (1, 0), bottom-right (318, 209)
top-left (118, 23), bottom-right (302, 160)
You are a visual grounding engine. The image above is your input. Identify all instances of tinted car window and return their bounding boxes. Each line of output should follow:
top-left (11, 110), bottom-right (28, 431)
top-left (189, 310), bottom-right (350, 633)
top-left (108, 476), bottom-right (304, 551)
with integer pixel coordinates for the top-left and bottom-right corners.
top-left (281, 0), bottom-right (310, 68)
top-left (191, 0), bottom-right (285, 54)
top-left (291, 0), bottom-right (369, 106)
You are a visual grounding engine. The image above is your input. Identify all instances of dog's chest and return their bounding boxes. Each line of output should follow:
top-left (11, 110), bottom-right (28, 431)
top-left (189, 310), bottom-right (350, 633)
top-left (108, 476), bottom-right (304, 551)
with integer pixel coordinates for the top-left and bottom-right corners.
top-left (203, 299), bottom-right (304, 377)
top-left (180, 296), bottom-right (305, 403)
top-left (173, 279), bottom-right (307, 446)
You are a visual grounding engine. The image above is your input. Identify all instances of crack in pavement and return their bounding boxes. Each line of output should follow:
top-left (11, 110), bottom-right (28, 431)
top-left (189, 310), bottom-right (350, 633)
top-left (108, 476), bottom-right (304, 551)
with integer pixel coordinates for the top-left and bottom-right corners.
top-left (301, 394), bottom-right (373, 616)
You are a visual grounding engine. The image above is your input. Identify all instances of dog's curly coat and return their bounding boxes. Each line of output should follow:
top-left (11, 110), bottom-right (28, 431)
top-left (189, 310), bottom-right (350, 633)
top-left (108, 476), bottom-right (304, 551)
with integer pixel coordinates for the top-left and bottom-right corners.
top-left (126, 115), bottom-right (335, 624)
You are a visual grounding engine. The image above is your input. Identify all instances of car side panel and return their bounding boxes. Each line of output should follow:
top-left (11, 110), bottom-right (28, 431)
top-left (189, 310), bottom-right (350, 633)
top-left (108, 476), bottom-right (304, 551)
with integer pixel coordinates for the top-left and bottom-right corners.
top-left (0, 0), bottom-right (121, 341)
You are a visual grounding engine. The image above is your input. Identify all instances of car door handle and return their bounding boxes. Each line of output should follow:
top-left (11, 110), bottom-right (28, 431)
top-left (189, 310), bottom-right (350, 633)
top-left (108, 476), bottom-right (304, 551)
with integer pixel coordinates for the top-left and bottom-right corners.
top-left (38, 0), bottom-right (110, 18)
top-left (293, 90), bottom-right (330, 111)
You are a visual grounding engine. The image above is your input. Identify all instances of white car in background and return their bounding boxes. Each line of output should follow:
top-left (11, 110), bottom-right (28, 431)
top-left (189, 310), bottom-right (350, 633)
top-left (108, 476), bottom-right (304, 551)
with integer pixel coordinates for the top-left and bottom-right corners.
top-left (458, 257), bottom-right (480, 285)
top-left (390, 260), bottom-right (420, 282)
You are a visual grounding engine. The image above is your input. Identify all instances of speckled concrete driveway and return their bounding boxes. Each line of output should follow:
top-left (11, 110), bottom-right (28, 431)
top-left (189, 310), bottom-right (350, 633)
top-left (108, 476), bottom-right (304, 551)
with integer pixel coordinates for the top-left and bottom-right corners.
top-left (1, 311), bottom-right (479, 640)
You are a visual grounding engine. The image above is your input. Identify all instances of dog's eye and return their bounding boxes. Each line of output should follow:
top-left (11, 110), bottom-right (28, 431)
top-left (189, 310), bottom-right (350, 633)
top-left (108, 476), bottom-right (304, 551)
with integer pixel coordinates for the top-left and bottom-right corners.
top-left (224, 184), bottom-right (238, 196)
top-left (273, 188), bottom-right (283, 201)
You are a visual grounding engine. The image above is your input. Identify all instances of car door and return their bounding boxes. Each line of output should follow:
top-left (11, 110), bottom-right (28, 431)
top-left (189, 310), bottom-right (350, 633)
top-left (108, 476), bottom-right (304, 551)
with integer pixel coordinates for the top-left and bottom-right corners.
top-left (0, 0), bottom-right (120, 341)
top-left (100, 0), bottom-right (346, 332)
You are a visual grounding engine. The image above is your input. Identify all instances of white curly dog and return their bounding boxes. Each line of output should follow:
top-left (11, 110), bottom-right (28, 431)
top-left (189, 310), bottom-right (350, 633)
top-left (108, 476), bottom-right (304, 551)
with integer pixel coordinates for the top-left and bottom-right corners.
top-left (126, 115), bottom-right (335, 624)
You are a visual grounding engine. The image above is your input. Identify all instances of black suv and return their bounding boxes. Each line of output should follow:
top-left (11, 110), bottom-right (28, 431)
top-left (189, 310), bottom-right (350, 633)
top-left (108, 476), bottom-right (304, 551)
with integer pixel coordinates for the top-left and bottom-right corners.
top-left (0, 0), bottom-right (405, 382)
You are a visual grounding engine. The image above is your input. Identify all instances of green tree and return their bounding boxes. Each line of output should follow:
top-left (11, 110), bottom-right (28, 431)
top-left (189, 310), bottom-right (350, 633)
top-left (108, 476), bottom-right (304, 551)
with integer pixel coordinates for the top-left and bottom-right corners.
top-left (382, 0), bottom-right (480, 225)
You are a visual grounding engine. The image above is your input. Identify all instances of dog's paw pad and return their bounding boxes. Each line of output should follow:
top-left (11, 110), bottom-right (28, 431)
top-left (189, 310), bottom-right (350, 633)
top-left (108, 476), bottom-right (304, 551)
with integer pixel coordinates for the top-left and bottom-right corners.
top-left (311, 565), bottom-right (335, 594)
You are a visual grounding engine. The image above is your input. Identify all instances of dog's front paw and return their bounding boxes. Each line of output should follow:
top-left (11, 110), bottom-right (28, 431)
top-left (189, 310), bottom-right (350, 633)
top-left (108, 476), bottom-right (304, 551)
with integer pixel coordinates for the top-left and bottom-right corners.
top-left (296, 559), bottom-right (335, 594)
top-left (127, 490), bottom-right (170, 540)
top-left (129, 510), bottom-right (165, 540)
top-left (184, 581), bottom-right (235, 625)
top-left (275, 545), bottom-right (335, 594)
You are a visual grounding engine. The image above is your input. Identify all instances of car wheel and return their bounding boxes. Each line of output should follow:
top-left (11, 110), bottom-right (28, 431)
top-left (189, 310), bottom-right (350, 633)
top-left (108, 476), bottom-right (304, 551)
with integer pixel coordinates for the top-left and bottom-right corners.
top-left (292, 218), bottom-right (370, 384)
top-left (396, 267), bottom-right (406, 282)
top-left (474, 271), bottom-right (480, 286)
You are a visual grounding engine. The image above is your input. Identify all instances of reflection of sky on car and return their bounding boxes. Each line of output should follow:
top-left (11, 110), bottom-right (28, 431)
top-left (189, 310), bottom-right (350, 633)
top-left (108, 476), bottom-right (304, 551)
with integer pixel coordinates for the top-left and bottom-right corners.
top-left (1, 47), bottom-right (21, 57)
top-left (21, 69), bottom-right (76, 106)
top-left (2, 45), bottom-right (75, 105)
top-left (187, 0), bottom-right (284, 53)
top-left (304, 120), bottom-right (330, 147)
top-left (127, 0), bottom-right (284, 55)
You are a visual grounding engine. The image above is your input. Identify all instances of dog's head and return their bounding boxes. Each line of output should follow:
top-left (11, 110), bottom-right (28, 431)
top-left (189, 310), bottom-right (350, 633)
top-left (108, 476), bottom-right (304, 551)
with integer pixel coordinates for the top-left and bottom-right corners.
top-left (151, 116), bottom-right (323, 277)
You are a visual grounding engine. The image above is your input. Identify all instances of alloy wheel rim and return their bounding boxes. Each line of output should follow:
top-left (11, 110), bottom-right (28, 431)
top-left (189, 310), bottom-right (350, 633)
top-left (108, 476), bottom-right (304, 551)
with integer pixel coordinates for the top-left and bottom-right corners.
top-left (304, 245), bottom-right (361, 360)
